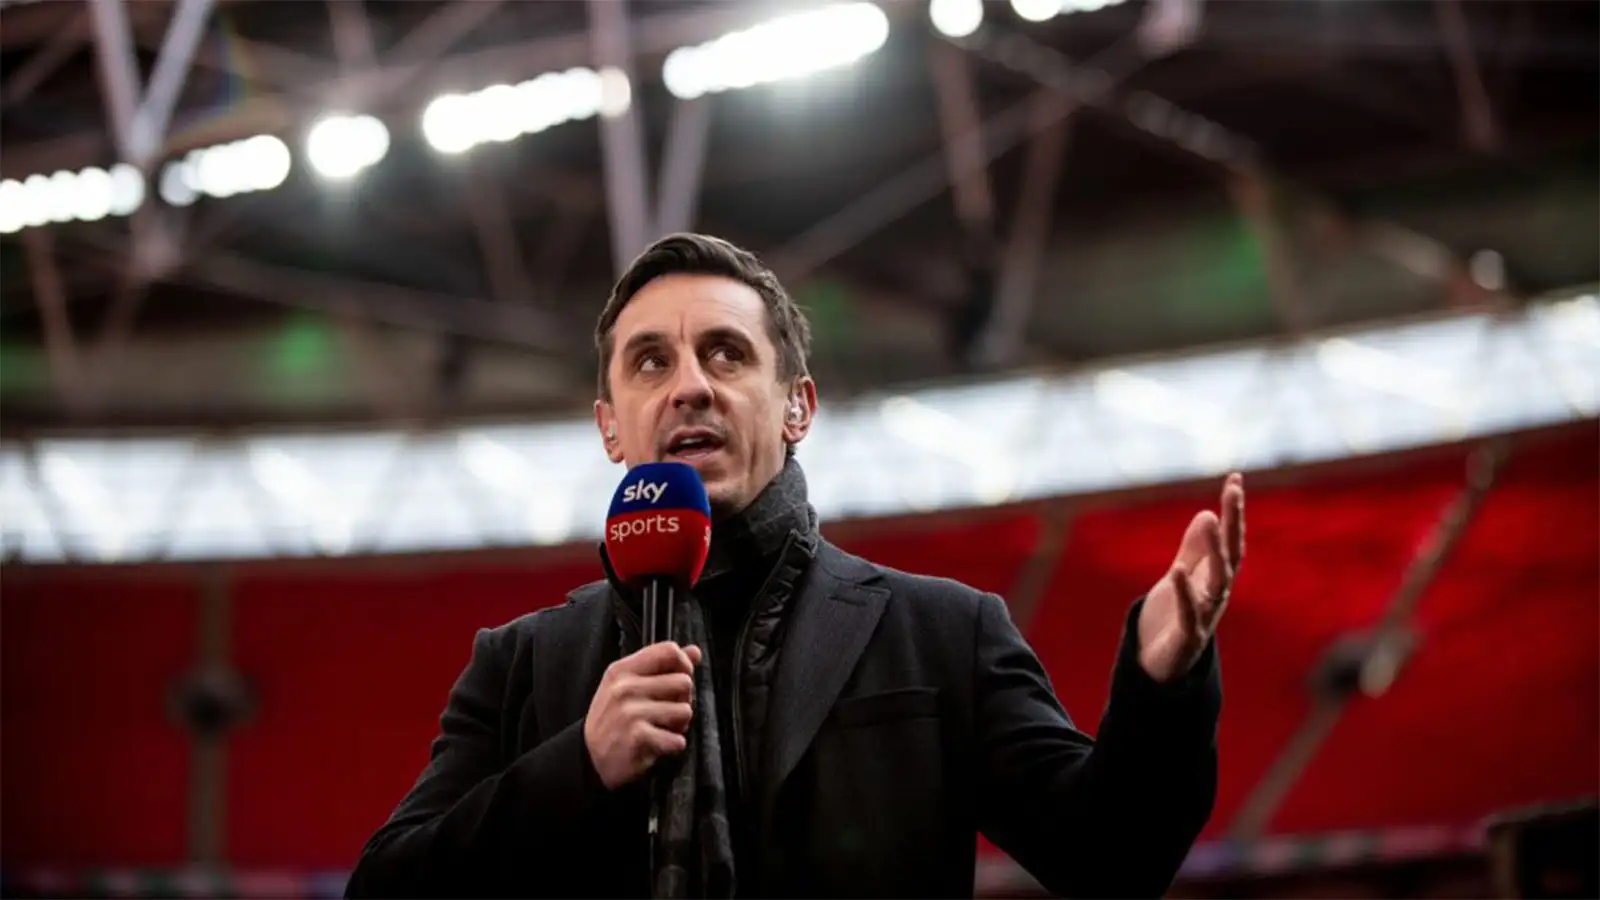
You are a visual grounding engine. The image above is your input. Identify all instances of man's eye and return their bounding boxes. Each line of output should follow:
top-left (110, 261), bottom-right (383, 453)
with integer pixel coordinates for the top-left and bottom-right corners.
top-left (710, 346), bottom-right (743, 364)
top-left (638, 354), bottom-right (666, 373)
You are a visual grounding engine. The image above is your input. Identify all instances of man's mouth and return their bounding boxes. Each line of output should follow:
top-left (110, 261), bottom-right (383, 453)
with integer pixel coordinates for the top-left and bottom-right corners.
top-left (664, 429), bottom-right (726, 462)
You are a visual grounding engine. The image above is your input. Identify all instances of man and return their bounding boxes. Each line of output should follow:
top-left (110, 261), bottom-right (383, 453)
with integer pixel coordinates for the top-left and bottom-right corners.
top-left (347, 233), bottom-right (1245, 899)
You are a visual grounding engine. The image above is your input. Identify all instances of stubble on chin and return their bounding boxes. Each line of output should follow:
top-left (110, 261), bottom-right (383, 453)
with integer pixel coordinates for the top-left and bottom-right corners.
top-left (706, 489), bottom-right (740, 522)
top-left (704, 477), bottom-right (754, 522)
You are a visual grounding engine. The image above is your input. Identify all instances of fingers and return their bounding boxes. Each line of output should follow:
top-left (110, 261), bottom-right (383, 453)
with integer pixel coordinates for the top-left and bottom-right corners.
top-left (621, 672), bottom-right (695, 703)
top-left (630, 699), bottom-right (694, 733)
top-left (1175, 509), bottom-right (1219, 569)
top-left (1170, 563), bottom-right (1200, 635)
top-left (631, 721), bottom-right (688, 763)
top-left (1203, 512), bottom-right (1229, 599)
top-left (622, 641), bottom-right (698, 677)
top-left (1222, 472), bottom-right (1246, 570)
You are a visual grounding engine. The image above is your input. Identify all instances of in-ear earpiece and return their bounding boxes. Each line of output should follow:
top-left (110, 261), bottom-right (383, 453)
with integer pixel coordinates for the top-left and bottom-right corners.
top-left (787, 403), bottom-right (803, 423)
top-left (606, 425), bottom-right (616, 441)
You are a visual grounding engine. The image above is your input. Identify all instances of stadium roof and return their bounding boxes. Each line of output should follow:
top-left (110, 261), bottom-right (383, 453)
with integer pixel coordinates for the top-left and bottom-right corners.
top-left (1, 0), bottom-right (1596, 432)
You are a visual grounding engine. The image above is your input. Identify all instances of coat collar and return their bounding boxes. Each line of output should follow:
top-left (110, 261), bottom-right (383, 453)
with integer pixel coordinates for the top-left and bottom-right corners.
top-left (701, 455), bottom-right (817, 581)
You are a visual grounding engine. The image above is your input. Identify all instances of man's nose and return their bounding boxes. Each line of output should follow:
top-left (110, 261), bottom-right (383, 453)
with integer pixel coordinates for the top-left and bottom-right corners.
top-left (669, 358), bottom-right (713, 410)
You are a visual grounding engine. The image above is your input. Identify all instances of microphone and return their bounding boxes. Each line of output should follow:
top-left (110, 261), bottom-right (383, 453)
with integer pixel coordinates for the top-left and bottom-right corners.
top-left (605, 461), bottom-right (712, 595)
top-left (603, 462), bottom-right (711, 844)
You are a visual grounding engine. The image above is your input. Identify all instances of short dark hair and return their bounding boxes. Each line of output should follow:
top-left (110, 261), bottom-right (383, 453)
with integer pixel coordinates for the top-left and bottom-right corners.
top-left (594, 233), bottom-right (811, 400)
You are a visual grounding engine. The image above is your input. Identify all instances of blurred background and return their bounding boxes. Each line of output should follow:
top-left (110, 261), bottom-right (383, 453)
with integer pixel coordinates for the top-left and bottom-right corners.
top-left (1, 0), bottom-right (1597, 896)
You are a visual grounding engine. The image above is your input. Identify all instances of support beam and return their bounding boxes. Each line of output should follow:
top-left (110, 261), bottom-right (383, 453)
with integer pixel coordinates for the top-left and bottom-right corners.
top-left (771, 31), bottom-right (1144, 283)
top-left (86, 0), bottom-right (143, 164)
top-left (309, 0), bottom-right (434, 429)
top-left (350, 0), bottom-right (505, 109)
top-left (388, 0), bottom-right (503, 65)
top-left (464, 161), bottom-right (535, 305)
top-left (977, 92), bottom-right (1073, 369)
top-left (20, 442), bottom-right (79, 564)
top-left (1, 13), bottom-right (86, 108)
top-left (957, 26), bottom-right (1260, 174)
top-left (960, 25), bottom-right (1512, 316)
top-left (84, 0), bottom-right (208, 297)
top-left (1434, 0), bottom-right (1500, 153)
top-left (769, 88), bottom-right (1060, 283)
top-left (20, 230), bottom-right (85, 413)
top-left (587, 0), bottom-right (654, 276)
top-left (88, 0), bottom-right (216, 170)
top-left (131, 28), bottom-right (333, 93)
top-left (1229, 172), bottom-right (1314, 335)
top-left (1002, 504), bottom-right (1075, 632)
top-left (1137, 0), bottom-right (1204, 58)
top-left (132, 0), bottom-right (216, 166)
top-left (925, 40), bottom-right (996, 236)
top-left (1133, 10), bottom-right (1594, 64)
top-left (4, 2), bottom-right (929, 180)
top-left (188, 566), bottom-right (233, 866)
top-left (326, 0), bottom-right (378, 72)
top-left (1488, 0), bottom-right (1533, 123)
top-left (68, 223), bottom-right (579, 352)
top-left (174, 250), bottom-right (582, 353)
top-left (530, 206), bottom-right (595, 305)
top-left (83, 276), bottom-right (154, 414)
top-left (655, 97), bottom-right (715, 237)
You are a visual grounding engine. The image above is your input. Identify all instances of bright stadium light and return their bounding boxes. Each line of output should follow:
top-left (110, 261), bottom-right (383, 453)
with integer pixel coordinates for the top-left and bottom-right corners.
top-left (159, 161), bottom-right (198, 207)
top-left (306, 114), bottom-right (390, 179)
top-left (661, 3), bottom-right (891, 100)
top-left (158, 135), bottom-right (290, 207)
top-left (192, 135), bottom-right (292, 197)
top-left (107, 163), bottom-right (145, 216)
top-left (929, 0), bottom-right (984, 37)
top-left (18, 175), bottom-right (53, 228)
top-left (598, 66), bottom-right (632, 119)
top-left (0, 180), bottom-right (25, 233)
top-left (68, 166), bottom-right (114, 222)
top-left (1011, 0), bottom-right (1061, 23)
top-left (0, 162), bottom-right (147, 234)
top-left (1011, 0), bottom-right (1127, 22)
top-left (421, 93), bottom-right (475, 155)
top-left (421, 68), bottom-right (607, 156)
top-left (517, 68), bottom-right (604, 133)
top-left (476, 84), bottom-right (525, 144)
top-left (43, 172), bottom-right (78, 223)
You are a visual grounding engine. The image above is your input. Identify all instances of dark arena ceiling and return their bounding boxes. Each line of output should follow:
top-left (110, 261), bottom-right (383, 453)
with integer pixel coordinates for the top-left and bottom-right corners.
top-left (0, 0), bottom-right (1596, 434)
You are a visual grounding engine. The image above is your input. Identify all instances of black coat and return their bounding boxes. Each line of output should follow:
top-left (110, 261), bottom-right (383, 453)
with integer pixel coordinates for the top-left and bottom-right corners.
top-left (345, 541), bottom-right (1221, 898)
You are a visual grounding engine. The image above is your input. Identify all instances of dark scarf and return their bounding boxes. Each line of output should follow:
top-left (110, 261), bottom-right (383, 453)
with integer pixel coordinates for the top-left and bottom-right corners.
top-left (604, 458), bottom-right (818, 899)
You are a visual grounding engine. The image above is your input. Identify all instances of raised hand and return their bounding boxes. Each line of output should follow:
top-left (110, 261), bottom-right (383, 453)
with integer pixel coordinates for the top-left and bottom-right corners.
top-left (1137, 473), bottom-right (1246, 683)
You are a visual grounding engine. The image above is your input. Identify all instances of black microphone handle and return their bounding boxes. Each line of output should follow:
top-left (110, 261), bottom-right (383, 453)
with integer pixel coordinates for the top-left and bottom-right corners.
top-left (643, 577), bottom-right (675, 647)
top-left (641, 576), bottom-right (677, 881)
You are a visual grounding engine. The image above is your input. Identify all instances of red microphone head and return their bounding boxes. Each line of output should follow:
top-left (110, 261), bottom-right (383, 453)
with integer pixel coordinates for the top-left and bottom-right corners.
top-left (604, 462), bottom-right (712, 588)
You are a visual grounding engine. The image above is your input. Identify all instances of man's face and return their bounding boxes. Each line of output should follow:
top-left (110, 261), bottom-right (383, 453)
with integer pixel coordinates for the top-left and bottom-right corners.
top-left (595, 273), bottom-right (816, 518)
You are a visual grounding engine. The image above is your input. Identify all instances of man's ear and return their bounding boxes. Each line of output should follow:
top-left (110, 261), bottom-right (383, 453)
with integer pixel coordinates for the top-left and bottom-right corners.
top-left (594, 399), bottom-right (624, 464)
top-left (781, 377), bottom-right (818, 448)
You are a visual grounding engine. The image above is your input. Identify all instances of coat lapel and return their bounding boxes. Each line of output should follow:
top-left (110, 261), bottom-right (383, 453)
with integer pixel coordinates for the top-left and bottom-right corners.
top-left (760, 543), bottom-right (888, 812)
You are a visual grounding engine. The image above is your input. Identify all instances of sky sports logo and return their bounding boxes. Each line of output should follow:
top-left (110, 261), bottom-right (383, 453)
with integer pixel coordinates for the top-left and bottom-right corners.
top-left (620, 479), bottom-right (667, 504)
top-left (608, 513), bottom-right (684, 543)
